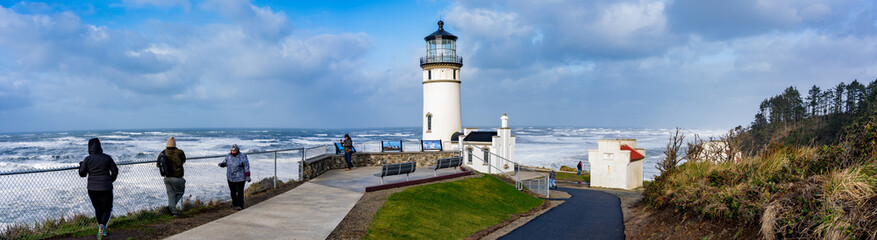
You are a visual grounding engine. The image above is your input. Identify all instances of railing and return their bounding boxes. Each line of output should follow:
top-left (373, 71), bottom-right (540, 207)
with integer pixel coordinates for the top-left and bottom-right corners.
top-left (463, 142), bottom-right (550, 198)
top-left (420, 55), bottom-right (463, 65)
top-left (0, 147), bottom-right (319, 239)
top-left (0, 140), bottom-right (450, 238)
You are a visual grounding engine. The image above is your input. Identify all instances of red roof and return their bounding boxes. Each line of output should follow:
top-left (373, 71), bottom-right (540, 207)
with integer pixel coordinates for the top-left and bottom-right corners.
top-left (621, 144), bottom-right (645, 161)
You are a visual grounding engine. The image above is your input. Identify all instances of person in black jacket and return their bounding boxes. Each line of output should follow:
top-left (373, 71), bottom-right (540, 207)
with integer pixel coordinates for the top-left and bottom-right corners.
top-left (78, 138), bottom-right (118, 239)
top-left (159, 137), bottom-right (186, 216)
top-left (341, 134), bottom-right (354, 171)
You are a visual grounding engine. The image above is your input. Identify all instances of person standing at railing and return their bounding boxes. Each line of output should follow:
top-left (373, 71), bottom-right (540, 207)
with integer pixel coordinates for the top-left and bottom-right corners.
top-left (218, 144), bottom-right (250, 210)
top-left (549, 169), bottom-right (557, 190)
top-left (341, 134), bottom-right (354, 171)
top-left (78, 138), bottom-right (118, 239)
top-left (159, 137), bottom-right (186, 216)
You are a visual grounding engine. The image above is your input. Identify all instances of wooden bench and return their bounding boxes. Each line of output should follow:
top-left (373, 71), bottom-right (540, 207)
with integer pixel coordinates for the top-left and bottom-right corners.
top-left (374, 161), bottom-right (417, 184)
top-left (428, 157), bottom-right (463, 176)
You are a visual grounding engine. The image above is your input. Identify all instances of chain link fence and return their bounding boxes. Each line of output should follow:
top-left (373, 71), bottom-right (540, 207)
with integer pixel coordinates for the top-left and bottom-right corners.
top-left (0, 147), bottom-right (325, 239)
top-left (1, 140), bottom-right (442, 238)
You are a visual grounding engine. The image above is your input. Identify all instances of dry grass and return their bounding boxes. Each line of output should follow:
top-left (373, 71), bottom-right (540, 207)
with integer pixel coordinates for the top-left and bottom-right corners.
top-left (645, 139), bottom-right (877, 240)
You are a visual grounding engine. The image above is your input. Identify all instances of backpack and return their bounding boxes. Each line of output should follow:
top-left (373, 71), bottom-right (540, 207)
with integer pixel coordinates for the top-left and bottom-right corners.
top-left (157, 150), bottom-right (169, 176)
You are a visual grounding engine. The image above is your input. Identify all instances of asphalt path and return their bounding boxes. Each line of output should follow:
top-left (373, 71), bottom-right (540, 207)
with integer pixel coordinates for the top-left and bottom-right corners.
top-left (500, 187), bottom-right (624, 240)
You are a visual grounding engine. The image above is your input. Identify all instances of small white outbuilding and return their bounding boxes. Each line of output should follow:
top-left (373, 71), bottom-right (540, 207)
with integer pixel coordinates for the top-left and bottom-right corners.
top-left (587, 139), bottom-right (645, 190)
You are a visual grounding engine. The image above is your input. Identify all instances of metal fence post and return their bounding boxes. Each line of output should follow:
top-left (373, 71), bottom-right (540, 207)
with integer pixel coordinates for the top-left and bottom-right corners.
top-left (300, 147), bottom-right (305, 181)
top-left (273, 151), bottom-right (277, 189)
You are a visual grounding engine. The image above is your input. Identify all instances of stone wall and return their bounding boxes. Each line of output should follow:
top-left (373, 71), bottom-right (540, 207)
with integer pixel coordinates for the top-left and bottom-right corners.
top-left (300, 151), bottom-right (458, 181)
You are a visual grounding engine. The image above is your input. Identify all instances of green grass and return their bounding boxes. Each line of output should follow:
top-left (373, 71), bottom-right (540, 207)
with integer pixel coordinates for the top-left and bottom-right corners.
top-left (365, 175), bottom-right (544, 240)
top-left (555, 172), bottom-right (590, 182)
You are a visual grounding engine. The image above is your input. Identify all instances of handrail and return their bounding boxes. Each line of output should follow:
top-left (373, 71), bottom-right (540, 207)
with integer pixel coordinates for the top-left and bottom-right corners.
top-left (462, 142), bottom-right (549, 198)
top-left (420, 56), bottom-right (463, 65)
top-left (0, 148), bottom-right (304, 176)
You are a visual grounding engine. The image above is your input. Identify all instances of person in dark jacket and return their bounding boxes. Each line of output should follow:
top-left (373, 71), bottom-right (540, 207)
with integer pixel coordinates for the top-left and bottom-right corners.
top-left (577, 161), bottom-right (583, 176)
top-left (159, 137), bottom-right (186, 216)
top-left (341, 134), bottom-right (354, 171)
top-left (78, 138), bottom-right (118, 239)
top-left (549, 169), bottom-right (557, 189)
top-left (218, 144), bottom-right (250, 210)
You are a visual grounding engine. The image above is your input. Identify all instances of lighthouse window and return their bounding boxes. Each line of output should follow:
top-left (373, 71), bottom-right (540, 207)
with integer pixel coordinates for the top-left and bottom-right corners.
top-left (428, 70), bottom-right (431, 80)
top-left (427, 115), bottom-right (432, 131)
top-left (453, 69), bottom-right (457, 79)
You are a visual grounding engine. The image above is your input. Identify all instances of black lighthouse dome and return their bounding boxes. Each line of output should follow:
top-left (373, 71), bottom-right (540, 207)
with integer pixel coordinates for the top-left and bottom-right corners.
top-left (421, 21), bottom-right (463, 67)
top-left (424, 20), bottom-right (458, 41)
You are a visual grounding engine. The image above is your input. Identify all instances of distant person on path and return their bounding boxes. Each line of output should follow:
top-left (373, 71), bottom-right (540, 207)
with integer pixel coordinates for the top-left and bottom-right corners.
top-left (549, 169), bottom-right (557, 189)
top-left (342, 134), bottom-right (354, 171)
top-left (78, 138), bottom-right (118, 239)
top-left (159, 137), bottom-right (186, 216)
top-left (218, 144), bottom-right (250, 210)
top-left (577, 161), bottom-right (583, 176)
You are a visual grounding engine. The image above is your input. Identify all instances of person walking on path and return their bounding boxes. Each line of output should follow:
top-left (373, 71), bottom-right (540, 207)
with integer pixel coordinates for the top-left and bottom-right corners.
top-left (342, 134), bottom-right (354, 171)
top-left (549, 169), bottom-right (557, 189)
top-left (577, 161), bottom-right (583, 176)
top-left (219, 144), bottom-right (250, 210)
top-left (159, 137), bottom-right (186, 216)
top-left (78, 138), bottom-right (118, 239)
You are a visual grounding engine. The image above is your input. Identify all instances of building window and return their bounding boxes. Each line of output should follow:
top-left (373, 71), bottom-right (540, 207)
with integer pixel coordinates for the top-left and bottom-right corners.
top-left (467, 148), bottom-right (473, 164)
top-left (603, 153), bottom-right (614, 161)
top-left (453, 69), bottom-right (457, 79)
top-left (428, 70), bottom-right (431, 80)
top-left (483, 148), bottom-right (490, 166)
top-left (427, 115), bottom-right (432, 131)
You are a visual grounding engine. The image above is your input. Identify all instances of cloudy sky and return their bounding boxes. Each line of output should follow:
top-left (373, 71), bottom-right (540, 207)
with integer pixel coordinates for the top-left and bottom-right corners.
top-left (0, 0), bottom-right (875, 133)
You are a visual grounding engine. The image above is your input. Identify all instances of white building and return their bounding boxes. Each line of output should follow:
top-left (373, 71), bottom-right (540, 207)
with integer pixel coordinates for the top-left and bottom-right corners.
top-left (587, 139), bottom-right (645, 190)
top-left (421, 20), bottom-right (463, 146)
top-left (456, 114), bottom-right (516, 173)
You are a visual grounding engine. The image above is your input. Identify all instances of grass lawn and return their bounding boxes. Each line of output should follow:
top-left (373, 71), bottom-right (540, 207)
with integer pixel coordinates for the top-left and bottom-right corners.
top-left (365, 175), bottom-right (544, 240)
top-left (556, 171), bottom-right (590, 182)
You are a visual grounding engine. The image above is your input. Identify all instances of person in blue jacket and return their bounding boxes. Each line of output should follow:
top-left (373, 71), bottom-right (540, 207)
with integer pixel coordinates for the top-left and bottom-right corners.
top-left (78, 138), bottom-right (118, 239)
top-left (218, 144), bottom-right (250, 210)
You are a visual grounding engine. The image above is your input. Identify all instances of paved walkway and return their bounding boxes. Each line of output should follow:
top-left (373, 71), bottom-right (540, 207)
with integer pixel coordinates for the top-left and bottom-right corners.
top-left (499, 187), bottom-right (625, 240)
top-left (165, 166), bottom-right (462, 240)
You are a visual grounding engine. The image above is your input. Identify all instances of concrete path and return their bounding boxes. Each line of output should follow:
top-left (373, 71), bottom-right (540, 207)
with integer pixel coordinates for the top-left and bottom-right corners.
top-left (499, 187), bottom-right (625, 240)
top-left (165, 166), bottom-right (461, 240)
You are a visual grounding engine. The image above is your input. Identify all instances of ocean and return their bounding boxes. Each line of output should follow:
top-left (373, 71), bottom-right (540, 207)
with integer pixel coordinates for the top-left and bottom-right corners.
top-left (0, 127), bottom-right (724, 227)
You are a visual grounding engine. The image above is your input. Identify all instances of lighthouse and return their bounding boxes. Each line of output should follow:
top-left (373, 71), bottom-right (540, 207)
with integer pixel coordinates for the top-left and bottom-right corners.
top-left (421, 21), bottom-right (463, 145)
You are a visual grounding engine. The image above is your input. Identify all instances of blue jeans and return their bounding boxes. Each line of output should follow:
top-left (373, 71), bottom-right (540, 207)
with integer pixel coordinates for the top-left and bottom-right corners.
top-left (344, 152), bottom-right (352, 168)
top-left (549, 179), bottom-right (556, 189)
top-left (577, 169), bottom-right (582, 176)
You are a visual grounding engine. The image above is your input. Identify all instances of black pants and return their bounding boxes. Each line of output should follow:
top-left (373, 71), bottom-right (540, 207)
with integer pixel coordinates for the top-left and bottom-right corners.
top-left (227, 181), bottom-right (245, 208)
top-left (87, 190), bottom-right (113, 225)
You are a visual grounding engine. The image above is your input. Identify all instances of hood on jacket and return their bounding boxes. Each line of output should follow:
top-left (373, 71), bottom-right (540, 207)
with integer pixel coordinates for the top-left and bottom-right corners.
top-left (88, 138), bottom-right (103, 155)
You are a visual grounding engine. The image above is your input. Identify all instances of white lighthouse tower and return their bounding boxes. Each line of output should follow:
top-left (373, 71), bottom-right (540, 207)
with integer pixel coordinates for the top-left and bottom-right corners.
top-left (421, 21), bottom-right (463, 145)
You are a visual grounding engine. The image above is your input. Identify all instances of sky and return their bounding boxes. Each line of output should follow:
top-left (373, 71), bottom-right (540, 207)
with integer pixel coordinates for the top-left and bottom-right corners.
top-left (0, 0), bottom-right (876, 133)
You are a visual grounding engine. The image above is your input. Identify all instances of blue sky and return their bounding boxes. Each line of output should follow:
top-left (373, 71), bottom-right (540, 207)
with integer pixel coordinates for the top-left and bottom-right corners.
top-left (0, 0), bottom-right (876, 133)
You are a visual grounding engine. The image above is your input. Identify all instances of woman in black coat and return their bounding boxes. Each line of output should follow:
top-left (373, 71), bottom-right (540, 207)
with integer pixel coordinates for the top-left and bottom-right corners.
top-left (78, 138), bottom-right (118, 239)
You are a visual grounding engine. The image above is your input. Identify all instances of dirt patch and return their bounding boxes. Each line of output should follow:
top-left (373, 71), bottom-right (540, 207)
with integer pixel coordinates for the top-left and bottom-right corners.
top-left (326, 172), bottom-right (483, 240)
top-left (624, 205), bottom-right (760, 240)
top-left (51, 180), bottom-right (303, 240)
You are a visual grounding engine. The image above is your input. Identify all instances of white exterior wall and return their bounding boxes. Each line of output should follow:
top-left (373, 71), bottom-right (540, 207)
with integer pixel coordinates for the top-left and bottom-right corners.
top-left (422, 66), bottom-right (461, 145)
top-left (463, 143), bottom-right (495, 173)
top-left (588, 139), bottom-right (645, 190)
top-left (626, 159), bottom-right (643, 189)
